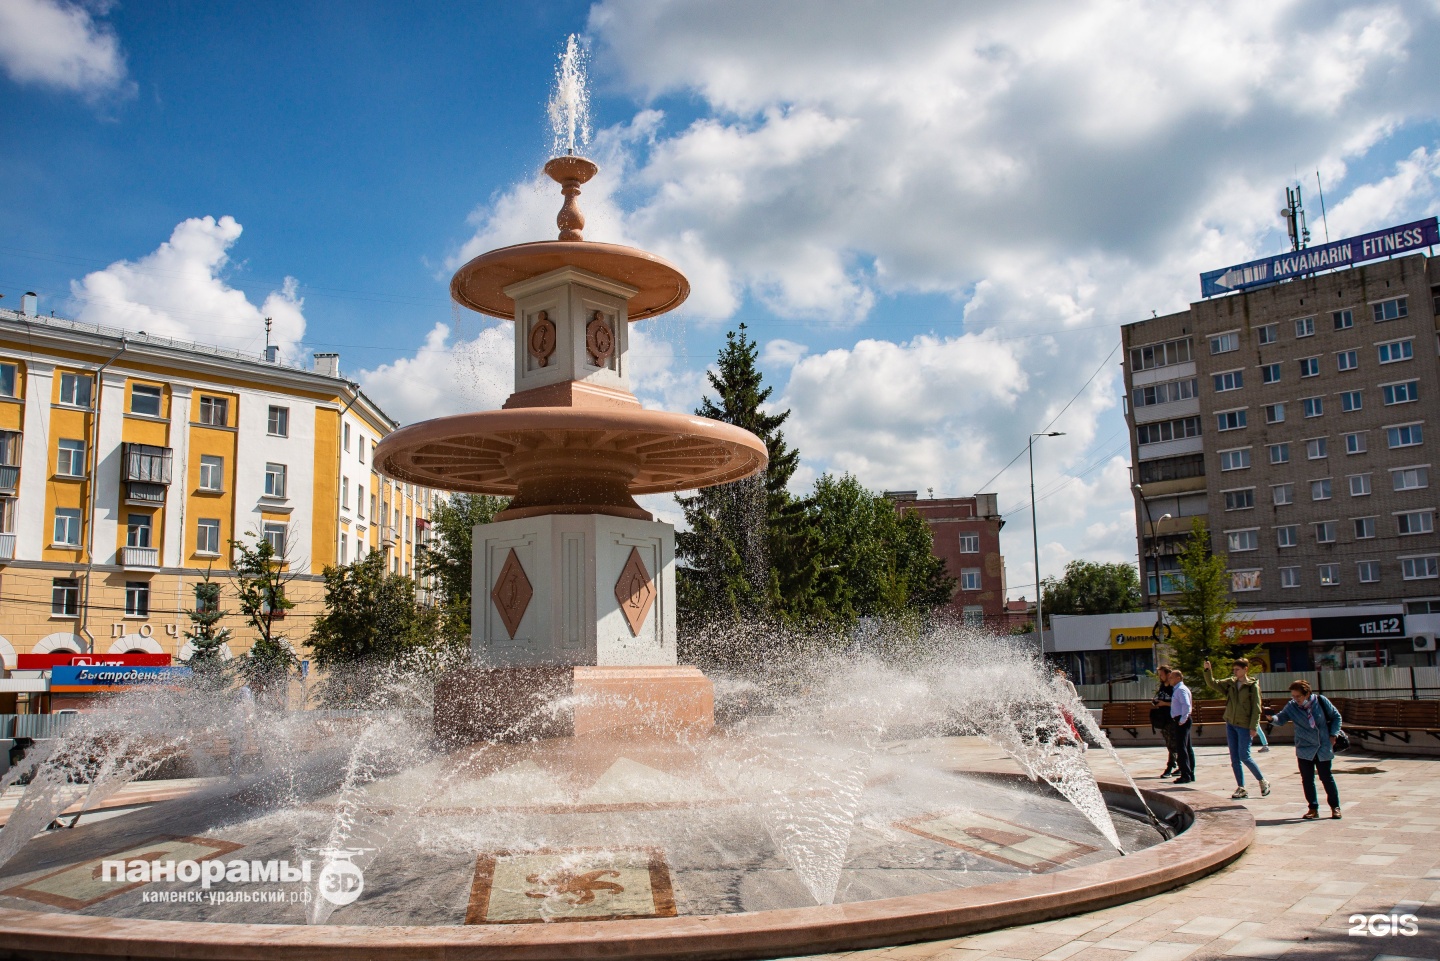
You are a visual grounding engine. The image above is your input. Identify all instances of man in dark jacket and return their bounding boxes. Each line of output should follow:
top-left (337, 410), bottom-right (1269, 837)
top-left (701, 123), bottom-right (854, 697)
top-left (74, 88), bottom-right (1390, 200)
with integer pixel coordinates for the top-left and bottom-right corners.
top-left (1151, 665), bottom-right (1178, 778)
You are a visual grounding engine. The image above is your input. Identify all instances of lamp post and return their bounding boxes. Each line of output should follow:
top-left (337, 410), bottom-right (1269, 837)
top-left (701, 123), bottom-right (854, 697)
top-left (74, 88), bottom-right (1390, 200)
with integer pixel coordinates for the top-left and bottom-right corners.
top-left (1133, 481), bottom-right (1172, 646)
top-left (1030, 431), bottom-right (1065, 659)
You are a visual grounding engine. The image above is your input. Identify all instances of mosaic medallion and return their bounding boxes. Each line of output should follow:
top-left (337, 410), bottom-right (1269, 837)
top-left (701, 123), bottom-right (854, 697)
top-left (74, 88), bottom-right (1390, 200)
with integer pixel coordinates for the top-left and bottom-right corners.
top-left (491, 549), bottom-right (533, 639)
top-left (613, 547), bottom-right (655, 636)
top-left (466, 847), bottom-right (675, 924)
top-left (896, 811), bottom-right (1097, 872)
top-left (1, 835), bottom-right (244, 910)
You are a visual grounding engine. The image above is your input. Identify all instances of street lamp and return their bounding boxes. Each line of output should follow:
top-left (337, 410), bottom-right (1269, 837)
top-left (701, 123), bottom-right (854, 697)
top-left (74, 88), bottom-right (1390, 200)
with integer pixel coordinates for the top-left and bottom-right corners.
top-left (1133, 481), bottom-right (1172, 641)
top-left (1030, 431), bottom-right (1065, 658)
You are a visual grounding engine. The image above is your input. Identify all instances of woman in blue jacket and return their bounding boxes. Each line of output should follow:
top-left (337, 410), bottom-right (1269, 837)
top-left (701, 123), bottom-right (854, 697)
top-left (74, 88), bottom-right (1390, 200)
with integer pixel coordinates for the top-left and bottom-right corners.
top-left (1263, 679), bottom-right (1343, 820)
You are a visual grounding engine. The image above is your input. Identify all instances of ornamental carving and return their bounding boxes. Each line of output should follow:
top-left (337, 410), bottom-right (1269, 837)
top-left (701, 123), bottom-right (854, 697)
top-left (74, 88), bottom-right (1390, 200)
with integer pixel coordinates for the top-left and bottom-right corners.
top-left (528, 311), bottom-right (556, 367)
top-left (585, 311), bottom-right (614, 366)
top-left (613, 547), bottom-right (655, 637)
top-left (491, 549), bottom-right (533, 639)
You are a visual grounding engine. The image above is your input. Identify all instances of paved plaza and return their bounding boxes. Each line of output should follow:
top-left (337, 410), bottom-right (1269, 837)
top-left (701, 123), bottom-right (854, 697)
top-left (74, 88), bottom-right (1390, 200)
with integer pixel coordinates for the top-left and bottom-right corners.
top-left (806, 742), bottom-right (1440, 961)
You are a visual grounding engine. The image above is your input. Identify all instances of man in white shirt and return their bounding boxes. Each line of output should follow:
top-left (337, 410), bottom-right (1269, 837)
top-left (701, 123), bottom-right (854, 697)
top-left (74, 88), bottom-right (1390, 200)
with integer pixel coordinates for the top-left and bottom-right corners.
top-left (1169, 670), bottom-right (1195, 783)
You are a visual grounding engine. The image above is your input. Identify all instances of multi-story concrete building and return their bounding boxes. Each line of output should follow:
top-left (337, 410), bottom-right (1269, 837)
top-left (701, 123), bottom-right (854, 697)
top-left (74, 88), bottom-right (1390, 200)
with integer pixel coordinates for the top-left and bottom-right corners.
top-left (1122, 252), bottom-right (1440, 667)
top-left (884, 491), bottom-right (1008, 627)
top-left (0, 297), bottom-right (434, 668)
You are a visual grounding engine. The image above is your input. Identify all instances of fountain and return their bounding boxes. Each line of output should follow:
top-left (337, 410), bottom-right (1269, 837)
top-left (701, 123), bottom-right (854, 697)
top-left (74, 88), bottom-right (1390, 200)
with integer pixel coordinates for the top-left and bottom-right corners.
top-left (0, 37), bottom-right (1252, 961)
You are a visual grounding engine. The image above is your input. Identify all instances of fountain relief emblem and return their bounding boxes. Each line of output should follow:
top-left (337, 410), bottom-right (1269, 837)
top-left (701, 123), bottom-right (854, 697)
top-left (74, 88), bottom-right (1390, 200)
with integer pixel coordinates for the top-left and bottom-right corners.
top-left (490, 549), bottom-right (533, 639)
top-left (528, 310), bottom-right (556, 367)
top-left (585, 310), bottom-right (614, 365)
top-left (614, 547), bottom-right (655, 636)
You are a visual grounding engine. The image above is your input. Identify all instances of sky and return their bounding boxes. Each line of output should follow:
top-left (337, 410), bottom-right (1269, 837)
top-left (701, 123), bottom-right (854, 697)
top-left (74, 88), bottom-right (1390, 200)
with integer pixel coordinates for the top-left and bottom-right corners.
top-left (3, 0), bottom-right (1440, 601)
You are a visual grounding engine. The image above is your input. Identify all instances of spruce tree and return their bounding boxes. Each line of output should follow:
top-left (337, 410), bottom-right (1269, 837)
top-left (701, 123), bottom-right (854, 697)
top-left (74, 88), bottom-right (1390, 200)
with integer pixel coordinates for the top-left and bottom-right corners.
top-left (182, 569), bottom-right (233, 691)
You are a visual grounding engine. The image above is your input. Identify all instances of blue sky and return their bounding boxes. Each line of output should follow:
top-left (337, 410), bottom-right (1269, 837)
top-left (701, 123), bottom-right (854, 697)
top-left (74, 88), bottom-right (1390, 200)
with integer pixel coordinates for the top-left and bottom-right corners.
top-left (3, 0), bottom-right (1440, 600)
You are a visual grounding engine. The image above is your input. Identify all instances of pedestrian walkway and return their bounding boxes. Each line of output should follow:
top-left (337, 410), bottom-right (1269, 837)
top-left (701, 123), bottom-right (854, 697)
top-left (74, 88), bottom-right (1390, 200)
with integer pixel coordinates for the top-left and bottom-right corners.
top-left (801, 742), bottom-right (1440, 961)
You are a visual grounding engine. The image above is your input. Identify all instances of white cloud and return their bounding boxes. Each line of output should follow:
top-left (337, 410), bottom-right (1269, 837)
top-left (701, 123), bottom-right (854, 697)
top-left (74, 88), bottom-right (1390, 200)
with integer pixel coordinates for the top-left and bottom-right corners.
top-left (761, 338), bottom-right (809, 369)
top-left (0, 0), bottom-right (131, 98)
top-left (69, 216), bottom-right (307, 362)
top-left (354, 321), bottom-right (513, 427)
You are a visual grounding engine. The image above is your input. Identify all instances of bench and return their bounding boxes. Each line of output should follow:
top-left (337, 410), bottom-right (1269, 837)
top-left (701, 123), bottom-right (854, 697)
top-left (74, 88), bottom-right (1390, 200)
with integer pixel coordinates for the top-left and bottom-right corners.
top-left (1327, 698), bottom-right (1440, 744)
top-left (1101, 699), bottom-right (1228, 738)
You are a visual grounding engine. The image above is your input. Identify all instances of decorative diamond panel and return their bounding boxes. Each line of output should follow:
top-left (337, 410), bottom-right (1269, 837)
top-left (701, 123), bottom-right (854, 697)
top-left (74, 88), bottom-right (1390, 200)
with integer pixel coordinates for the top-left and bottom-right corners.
top-left (613, 547), bottom-right (655, 637)
top-left (491, 549), bottom-right (533, 639)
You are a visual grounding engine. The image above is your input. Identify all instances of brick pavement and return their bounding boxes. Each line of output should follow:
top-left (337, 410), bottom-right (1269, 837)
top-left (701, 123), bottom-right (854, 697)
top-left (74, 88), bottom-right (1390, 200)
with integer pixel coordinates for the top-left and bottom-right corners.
top-left (795, 742), bottom-right (1440, 961)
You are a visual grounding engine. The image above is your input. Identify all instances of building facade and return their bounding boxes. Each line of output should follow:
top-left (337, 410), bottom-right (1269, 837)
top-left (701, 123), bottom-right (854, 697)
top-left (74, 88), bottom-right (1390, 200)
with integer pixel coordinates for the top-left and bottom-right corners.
top-left (0, 301), bottom-right (434, 668)
top-left (885, 491), bottom-right (1008, 627)
top-left (1122, 252), bottom-right (1440, 667)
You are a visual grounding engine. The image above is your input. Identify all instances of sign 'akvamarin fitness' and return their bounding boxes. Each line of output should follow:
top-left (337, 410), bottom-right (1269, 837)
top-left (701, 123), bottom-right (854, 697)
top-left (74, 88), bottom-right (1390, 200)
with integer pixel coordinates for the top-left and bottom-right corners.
top-left (1200, 217), bottom-right (1438, 298)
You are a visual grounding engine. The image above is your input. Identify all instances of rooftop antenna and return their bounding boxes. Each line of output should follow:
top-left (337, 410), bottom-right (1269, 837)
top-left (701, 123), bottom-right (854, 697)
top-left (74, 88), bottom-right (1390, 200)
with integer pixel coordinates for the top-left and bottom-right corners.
top-left (1280, 184), bottom-right (1310, 252)
top-left (1315, 170), bottom-right (1330, 243)
top-left (263, 316), bottom-right (277, 363)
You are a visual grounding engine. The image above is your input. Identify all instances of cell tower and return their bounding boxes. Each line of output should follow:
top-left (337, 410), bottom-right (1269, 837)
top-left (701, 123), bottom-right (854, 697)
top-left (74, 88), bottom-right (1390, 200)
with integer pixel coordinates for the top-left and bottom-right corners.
top-left (1280, 185), bottom-right (1310, 252)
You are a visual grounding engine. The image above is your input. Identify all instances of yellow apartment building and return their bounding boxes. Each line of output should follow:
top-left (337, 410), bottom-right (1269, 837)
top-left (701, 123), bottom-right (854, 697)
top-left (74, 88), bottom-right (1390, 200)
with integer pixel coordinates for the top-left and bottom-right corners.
top-left (0, 299), bottom-right (436, 666)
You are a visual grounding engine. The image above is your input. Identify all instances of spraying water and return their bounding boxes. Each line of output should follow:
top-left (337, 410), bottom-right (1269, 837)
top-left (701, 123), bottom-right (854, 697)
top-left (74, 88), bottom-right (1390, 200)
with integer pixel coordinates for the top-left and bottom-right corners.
top-left (547, 34), bottom-right (590, 157)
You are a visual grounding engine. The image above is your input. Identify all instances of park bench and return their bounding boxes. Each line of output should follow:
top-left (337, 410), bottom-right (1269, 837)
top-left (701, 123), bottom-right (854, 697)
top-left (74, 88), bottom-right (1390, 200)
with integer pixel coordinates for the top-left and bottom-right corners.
top-left (1100, 699), bottom-right (1227, 738)
top-left (1327, 698), bottom-right (1440, 744)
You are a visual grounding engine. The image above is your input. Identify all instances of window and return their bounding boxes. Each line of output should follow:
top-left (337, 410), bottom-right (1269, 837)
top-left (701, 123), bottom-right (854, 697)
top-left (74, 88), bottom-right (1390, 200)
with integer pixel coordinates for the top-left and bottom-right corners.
top-left (130, 384), bottom-right (162, 417)
top-left (262, 521), bottom-right (287, 555)
top-left (1280, 567), bottom-right (1301, 589)
top-left (359, 441), bottom-right (366, 464)
top-left (1333, 309), bottom-right (1354, 330)
top-left (0, 496), bottom-right (12, 535)
top-left (1260, 363), bottom-right (1281, 384)
top-left (1130, 337), bottom-right (1193, 371)
top-left (369, 492), bottom-right (376, 518)
top-left (1276, 525), bottom-right (1298, 548)
top-left (197, 518), bottom-right (220, 554)
top-left (1216, 410), bottom-right (1246, 431)
top-left (1231, 570), bottom-right (1261, 592)
top-left (962, 606), bottom-right (984, 626)
top-left (340, 533), bottom-right (348, 565)
top-left (1344, 432), bottom-right (1366, 454)
top-left (1337, 350), bottom-right (1358, 371)
top-left (1341, 390), bottom-right (1363, 412)
top-left (1397, 510), bottom-right (1434, 536)
top-left (1226, 529), bottom-right (1258, 552)
top-left (1358, 561), bottom-right (1381, 583)
top-left (53, 507), bottom-right (80, 545)
top-left (1258, 323), bottom-right (1278, 344)
top-left (198, 395), bottom-right (228, 426)
top-left (56, 438), bottom-right (85, 477)
top-left (198, 455), bottom-right (224, 491)
top-left (1393, 466), bottom-right (1429, 491)
top-left (343, 422), bottom-right (351, 451)
top-left (0, 362), bottom-right (15, 397)
top-left (1383, 381), bottom-right (1419, 405)
top-left (1210, 332), bottom-right (1239, 354)
top-left (1311, 478), bottom-right (1332, 500)
top-left (1299, 357), bottom-right (1319, 377)
top-left (1372, 296), bottom-right (1408, 322)
top-left (357, 485), bottom-right (365, 518)
top-left (126, 512), bottom-right (152, 548)
top-left (1318, 564), bottom-right (1339, 586)
top-left (342, 477), bottom-right (350, 511)
top-left (1349, 474), bottom-right (1372, 496)
top-left (1223, 488), bottom-right (1255, 511)
top-left (1269, 443), bottom-right (1290, 464)
top-left (1132, 378), bottom-right (1197, 408)
top-left (1388, 423), bottom-right (1424, 448)
top-left (958, 532), bottom-right (980, 553)
top-left (1213, 370), bottom-right (1244, 392)
top-left (960, 568), bottom-right (982, 590)
top-left (1403, 556), bottom-right (1439, 580)
top-left (58, 372), bottom-right (92, 407)
top-left (1315, 521), bottom-right (1337, 544)
top-left (125, 581), bottom-right (149, 617)
top-left (1272, 483), bottom-right (1294, 505)
top-left (51, 577), bottom-right (78, 616)
top-left (1219, 448), bottom-right (1251, 471)
top-left (1264, 403), bottom-right (1285, 424)
top-left (1302, 397), bottom-right (1323, 418)
top-left (1378, 339), bottom-right (1413, 364)
top-left (1306, 437), bottom-right (1327, 460)
top-left (1354, 517), bottom-right (1377, 539)
top-left (1295, 317), bottom-right (1315, 337)
top-left (264, 463), bottom-right (287, 498)
top-left (267, 405), bottom-right (289, 437)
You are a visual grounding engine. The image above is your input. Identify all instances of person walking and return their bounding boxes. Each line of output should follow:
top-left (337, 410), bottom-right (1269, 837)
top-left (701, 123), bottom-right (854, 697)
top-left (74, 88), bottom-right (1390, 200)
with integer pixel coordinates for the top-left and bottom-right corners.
top-left (1203, 657), bottom-right (1270, 799)
top-left (1151, 665), bottom-right (1179, 777)
top-left (1263, 679), bottom-right (1343, 819)
top-left (1169, 669), bottom-right (1195, 783)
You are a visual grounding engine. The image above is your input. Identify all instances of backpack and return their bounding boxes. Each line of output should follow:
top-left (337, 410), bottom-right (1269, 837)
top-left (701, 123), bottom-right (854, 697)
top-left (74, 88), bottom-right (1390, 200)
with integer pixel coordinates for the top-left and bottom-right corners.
top-left (1314, 695), bottom-right (1350, 753)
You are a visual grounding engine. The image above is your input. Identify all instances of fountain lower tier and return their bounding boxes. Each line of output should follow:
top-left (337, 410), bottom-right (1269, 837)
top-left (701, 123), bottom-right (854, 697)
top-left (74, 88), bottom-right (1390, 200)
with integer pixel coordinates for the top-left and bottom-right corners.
top-left (373, 408), bottom-right (767, 522)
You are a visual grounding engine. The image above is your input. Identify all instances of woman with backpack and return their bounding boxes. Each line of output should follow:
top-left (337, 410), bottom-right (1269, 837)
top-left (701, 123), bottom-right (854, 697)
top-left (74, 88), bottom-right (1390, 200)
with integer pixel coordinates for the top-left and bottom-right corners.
top-left (1262, 679), bottom-right (1344, 820)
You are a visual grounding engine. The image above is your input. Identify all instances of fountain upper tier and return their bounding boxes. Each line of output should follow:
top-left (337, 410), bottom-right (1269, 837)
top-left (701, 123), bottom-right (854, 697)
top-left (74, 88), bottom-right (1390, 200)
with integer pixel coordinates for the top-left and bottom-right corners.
top-left (374, 156), bottom-right (766, 522)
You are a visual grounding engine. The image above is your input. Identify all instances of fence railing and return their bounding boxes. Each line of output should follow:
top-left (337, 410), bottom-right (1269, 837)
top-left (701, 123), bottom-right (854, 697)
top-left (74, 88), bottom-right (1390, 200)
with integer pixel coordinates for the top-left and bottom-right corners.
top-left (1078, 665), bottom-right (1440, 707)
top-left (0, 713), bottom-right (81, 740)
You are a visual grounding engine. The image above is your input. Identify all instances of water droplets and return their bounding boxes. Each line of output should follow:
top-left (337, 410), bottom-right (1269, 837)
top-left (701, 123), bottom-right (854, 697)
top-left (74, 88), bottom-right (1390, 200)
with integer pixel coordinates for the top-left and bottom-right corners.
top-left (548, 34), bottom-right (591, 158)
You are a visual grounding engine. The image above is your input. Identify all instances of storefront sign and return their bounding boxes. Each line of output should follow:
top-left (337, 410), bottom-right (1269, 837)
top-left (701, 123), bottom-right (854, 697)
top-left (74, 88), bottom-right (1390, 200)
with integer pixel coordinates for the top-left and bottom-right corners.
top-left (1236, 618), bottom-right (1312, 643)
top-left (1109, 628), bottom-right (1155, 650)
top-left (17, 653), bottom-right (171, 670)
top-left (1310, 613), bottom-right (1405, 642)
top-left (49, 665), bottom-right (192, 693)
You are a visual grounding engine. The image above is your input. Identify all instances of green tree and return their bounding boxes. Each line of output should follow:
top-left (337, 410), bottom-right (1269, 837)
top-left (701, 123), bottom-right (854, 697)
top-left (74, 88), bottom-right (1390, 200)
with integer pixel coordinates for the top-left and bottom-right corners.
top-left (1166, 520), bottom-right (1251, 694)
top-left (231, 533), bottom-right (298, 707)
top-left (181, 569), bottom-right (233, 691)
top-left (415, 493), bottom-right (508, 645)
top-left (1041, 560), bottom-right (1143, 619)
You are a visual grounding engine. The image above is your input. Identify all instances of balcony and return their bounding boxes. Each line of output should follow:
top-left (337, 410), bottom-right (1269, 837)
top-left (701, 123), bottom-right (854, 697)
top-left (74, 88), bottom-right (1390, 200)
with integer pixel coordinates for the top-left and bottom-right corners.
top-left (120, 546), bottom-right (159, 568)
top-left (126, 482), bottom-right (166, 505)
top-left (122, 443), bottom-right (173, 484)
top-left (381, 525), bottom-right (399, 547)
top-left (0, 533), bottom-right (14, 562)
top-left (0, 465), bottom-right (16, 494)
